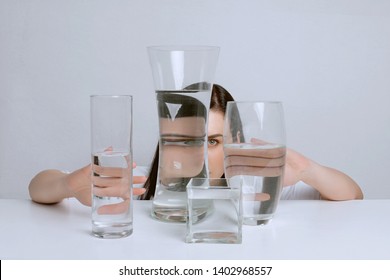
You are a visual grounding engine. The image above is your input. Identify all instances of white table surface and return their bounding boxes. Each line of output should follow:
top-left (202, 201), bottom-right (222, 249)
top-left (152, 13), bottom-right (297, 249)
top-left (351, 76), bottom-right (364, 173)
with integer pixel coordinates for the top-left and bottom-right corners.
top-left (1, 198), bottom-right (389, 260)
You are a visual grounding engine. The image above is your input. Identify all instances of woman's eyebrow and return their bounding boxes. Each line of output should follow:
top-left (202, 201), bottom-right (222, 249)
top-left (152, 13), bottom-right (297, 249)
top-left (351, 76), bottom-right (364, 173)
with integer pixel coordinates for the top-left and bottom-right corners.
top-left (208, 134), bottom-right (223, 138)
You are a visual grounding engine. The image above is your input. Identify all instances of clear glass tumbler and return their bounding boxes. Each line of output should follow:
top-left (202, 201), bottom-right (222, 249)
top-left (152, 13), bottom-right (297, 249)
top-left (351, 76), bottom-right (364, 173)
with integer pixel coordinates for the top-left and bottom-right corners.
top-left (223, 101), bottom-right (286, 226)
top-left (90, 95), bottom-right (133, 238)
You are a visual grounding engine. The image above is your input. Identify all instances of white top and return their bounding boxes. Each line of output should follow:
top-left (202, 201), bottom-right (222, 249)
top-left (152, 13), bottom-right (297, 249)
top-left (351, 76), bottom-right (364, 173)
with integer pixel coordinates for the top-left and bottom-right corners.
top-left (1, 198), bottom-right (389, 260)
top-left (281, 183), bottom-right (321, 200)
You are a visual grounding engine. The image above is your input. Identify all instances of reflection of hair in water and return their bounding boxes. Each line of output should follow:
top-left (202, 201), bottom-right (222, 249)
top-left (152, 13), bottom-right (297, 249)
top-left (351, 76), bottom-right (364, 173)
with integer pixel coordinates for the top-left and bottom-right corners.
top-left (156, 92), bottom-right (207, 120)
top-left (226, 102), bottom-right (245, 143)
top-left (184, 81), bottom-right (211, 91)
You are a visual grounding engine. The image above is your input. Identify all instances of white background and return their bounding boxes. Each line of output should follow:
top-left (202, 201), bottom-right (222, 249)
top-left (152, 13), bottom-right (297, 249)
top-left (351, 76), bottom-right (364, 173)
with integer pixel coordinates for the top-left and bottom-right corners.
top-left (1, 0), bottom-right (389, 199)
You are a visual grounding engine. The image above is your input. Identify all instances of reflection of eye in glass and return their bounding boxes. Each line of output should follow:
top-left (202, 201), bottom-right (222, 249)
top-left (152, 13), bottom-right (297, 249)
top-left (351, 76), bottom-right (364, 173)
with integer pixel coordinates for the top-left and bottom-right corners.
top-left (161, 138), bottom-right (205, 147)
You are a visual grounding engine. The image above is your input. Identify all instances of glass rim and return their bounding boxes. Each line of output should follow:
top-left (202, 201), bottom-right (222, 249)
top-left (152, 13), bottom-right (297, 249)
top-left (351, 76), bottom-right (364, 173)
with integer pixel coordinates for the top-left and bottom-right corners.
top-left (147, 45), bottom-right (220, 52)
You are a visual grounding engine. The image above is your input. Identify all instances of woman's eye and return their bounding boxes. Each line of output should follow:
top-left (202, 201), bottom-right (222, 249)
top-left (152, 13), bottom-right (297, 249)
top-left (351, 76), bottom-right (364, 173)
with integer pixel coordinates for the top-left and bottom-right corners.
top-left (161, 139), bottom-right (204, 147)
top-left (208, 139), bottom-right (218, 146)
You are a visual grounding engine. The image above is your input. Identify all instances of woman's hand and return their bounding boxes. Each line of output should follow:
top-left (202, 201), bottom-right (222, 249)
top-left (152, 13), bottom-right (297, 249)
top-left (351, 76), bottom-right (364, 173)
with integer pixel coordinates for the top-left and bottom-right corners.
top-left (29, 161), bottom-right (148, 206)
top-left (93, 162), bottom-right (147, 214)
top-left (68, 162), bottom-right (147, 208)
top-left (223, 141), bottom-right (286, 178)
top-left (223, 137), bottom-right (363, 200)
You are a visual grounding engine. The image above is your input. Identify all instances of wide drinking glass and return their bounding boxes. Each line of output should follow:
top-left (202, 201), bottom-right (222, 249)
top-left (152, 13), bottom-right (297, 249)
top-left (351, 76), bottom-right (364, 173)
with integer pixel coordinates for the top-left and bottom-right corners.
top-left (90, 95), bottom-right (133, 238)
top-left (223, 101), bottom-right (286, 225)
top-left (148, 46), bottom-right (219, 223)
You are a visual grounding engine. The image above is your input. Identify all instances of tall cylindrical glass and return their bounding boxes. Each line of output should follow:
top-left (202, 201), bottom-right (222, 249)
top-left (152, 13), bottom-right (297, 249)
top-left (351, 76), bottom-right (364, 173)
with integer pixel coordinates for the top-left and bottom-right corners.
top-left (148, 46), bottom-right (219, 223)
top-left (223, 101), bottom-right (286, 226)
top-left (90, 95), bottom-right (133, 238)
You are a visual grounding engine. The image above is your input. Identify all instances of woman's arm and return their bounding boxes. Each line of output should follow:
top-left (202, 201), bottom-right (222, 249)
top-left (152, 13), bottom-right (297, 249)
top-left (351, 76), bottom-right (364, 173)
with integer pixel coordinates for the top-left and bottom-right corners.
top-left (284, 148), bottom-right (363, 200)
top-left (29, 163), bottom-right (147, 206)
top-left (29, 170), bottom-right (69, 204)
top-left (29, 165), bottom-right (93, 205)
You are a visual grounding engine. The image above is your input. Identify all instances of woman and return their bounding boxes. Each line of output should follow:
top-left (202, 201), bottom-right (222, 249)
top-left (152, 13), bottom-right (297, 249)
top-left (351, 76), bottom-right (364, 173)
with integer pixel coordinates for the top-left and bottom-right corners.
top-left (29, 84), bottom-right (363, 205)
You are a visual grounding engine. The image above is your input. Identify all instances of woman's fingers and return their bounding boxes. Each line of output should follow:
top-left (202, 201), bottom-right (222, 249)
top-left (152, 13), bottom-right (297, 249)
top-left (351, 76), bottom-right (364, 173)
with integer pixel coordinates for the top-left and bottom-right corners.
top-left (93, 165), bottom-right (129, 177)
top-left (224, 155), bottom-right (285, 168)
top-left (97, 199), bottom-right (130, 215)
top-left (224, 145), bottom-right (285, 158)
top-left (224, 154), bottom-right (285, 177)
top-left (92, 173), bottom-right (146, 197)
top-left (96, 189), bottom-right (146, 215)
top-left (93, 183), bottom-right (146, 198)
top-left (224, 141), bottom-right (286, 178)
top-left (92, 174), bottom-right (146, 187)
top-left (243, 193), bottom-right (271, 202)
top-left (133, 175), bottom-right (147, 185)
top-left (225, 165), bottom-right (284, 177)
top-left (133, 188), bottom-right (146, 196)
top-left (93, 187), bottom-right (128, 198)
top-left (92, 159), bottom-right (146, 195)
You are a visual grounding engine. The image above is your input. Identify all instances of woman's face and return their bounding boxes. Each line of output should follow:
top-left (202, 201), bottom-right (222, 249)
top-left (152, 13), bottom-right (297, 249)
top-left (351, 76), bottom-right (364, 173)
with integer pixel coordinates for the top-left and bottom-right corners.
top-left (207, 110), bottom-right (225, 178)
top-left (158, 109), bottom-right (226, 180)
top-left (159, 116), bottom-right (206, 180)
